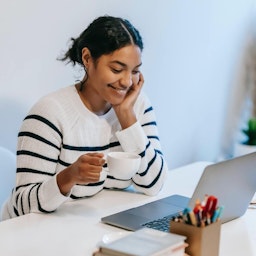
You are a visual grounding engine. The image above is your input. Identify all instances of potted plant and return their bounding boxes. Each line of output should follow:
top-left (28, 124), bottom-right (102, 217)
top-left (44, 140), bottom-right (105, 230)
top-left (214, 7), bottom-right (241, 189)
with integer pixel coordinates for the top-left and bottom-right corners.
top-left (243, 118), bottom-right (256, 145)
top-left (234, 118), bottom-right (256, 156)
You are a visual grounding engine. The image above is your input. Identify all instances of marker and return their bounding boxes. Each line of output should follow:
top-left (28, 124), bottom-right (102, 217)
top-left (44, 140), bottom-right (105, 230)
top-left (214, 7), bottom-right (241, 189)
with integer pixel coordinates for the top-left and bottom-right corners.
top-left (216, 206), bottom-right (224, 221)
top-left (188, 211), bottom-right (197, 226)
top-left (211, 207), bottom-right (220, 223)
top-left (182, 207), bottom-right (191, 224)
top-left (206, 212), bottom-right (211, 225)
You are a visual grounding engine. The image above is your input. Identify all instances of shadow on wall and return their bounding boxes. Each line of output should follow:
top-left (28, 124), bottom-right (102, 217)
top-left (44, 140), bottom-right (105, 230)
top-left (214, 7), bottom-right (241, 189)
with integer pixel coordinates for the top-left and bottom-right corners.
top-left (0, 98), bottom-right (27, 154)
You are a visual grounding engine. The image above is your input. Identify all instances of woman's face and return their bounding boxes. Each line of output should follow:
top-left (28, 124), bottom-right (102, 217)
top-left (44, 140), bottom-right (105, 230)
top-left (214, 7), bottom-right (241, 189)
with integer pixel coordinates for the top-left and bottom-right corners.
top-left (86, 45), bottom-right (142, 106)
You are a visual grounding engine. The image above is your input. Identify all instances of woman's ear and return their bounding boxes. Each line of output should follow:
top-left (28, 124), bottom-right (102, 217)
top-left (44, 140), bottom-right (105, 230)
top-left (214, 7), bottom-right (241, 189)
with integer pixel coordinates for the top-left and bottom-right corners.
top-left (81, 47), bottom-right (91, 68)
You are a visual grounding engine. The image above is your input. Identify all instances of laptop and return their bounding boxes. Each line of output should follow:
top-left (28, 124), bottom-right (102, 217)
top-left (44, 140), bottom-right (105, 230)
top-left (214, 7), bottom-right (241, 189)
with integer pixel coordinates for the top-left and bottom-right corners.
top-left (101, 152), bottom-right (256, 231)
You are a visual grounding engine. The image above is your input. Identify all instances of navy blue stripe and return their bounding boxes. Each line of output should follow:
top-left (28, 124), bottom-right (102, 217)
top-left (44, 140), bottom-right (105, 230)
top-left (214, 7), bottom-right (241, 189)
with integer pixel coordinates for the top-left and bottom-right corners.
top-left (17, 150), bottom-right (58, 163)
top-left (21, 194), bottom-right (25, 215)
top-left (139, 141), bottom-right (151, 158)
top-left (144, 106), bottom-right (153, 114)
top-left (77, 181), bottom-right (105, 187)
top-left (147, 135), bottom-right (159, 141)
top-left (15, 192), bottom-right (23, 216)
top-left (18, 132), bottom-right (60, 151)
top-left (15, 193), bottom-right (19, 205)
top-left (17, 168), bottom-right (55, 176)
top-left (36, 184), bottom-right (55, 213)
top-left (133, 156), bottom-right (164, 189)
top-left (28, 184), bottom-right (38, 211)
top-left (16, 183), bottom-right (38, 191)
top-left (13, 206), bottom-right (19, 217)
top-left (70, 182), bottom-right (105, 199)
top-left (155, 149), bottom-right (163, 155)
top-left (59, 159), bottom-right (108, 168)
top-left (106, 175), bottom-right (131, 181)
top-left (25, 114), bottom-right (62, 139)
top-left (142, 121), bottom-right (157, 127)
top-left (70, 195), bottom-right (87, 199)
top-left (140, 151), bottom-right (157, 176)
top-left (63, 141), bottom-right (120, 151)
top-left (59, 158), bottom-right (105, 168)
top-left (58, 158), bottom-right (69, 167)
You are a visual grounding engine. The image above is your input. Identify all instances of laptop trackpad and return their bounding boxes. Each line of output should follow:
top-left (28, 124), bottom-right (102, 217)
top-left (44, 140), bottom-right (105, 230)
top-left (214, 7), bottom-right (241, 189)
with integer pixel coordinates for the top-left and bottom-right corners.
top-left (101, 212), bottom-right (150, 231)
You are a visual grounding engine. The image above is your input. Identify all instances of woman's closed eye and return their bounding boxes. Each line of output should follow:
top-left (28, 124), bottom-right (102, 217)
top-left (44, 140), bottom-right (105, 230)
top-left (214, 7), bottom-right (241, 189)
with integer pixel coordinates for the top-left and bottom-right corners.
top-left (132, 70), bottom-right (140, 75)
top-left (111, 68), bottom-right (122, 74)
top-left (111, 68), bottom-right (140, 75)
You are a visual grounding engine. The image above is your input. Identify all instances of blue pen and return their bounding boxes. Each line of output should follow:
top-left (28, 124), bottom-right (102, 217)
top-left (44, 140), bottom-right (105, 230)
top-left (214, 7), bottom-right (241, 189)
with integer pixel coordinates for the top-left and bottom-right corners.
top-left (211, 206), bottom-right (224, 222)
top-left (216, 206), bottom-right (224, 221)
top-left (183, 207), bottom-right (191, 214)
top-left (211, 207), bottom-right (220, 223)
top-left (182, 207), bottom-right (191, 224)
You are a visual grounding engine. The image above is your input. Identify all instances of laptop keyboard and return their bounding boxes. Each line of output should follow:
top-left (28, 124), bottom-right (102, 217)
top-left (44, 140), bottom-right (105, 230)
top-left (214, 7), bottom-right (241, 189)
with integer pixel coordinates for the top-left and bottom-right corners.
top-left (141, 214), bottom-right (176, 232)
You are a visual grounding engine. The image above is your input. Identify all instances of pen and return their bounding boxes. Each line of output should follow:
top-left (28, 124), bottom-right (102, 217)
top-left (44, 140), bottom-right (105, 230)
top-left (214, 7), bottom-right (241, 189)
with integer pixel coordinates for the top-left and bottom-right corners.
top-left (188, 211), bottom-right (197, 226)
top-left (206, 212), bottom-right (211, 225)
top-left (211, 207), bottom-right (220, 223)
top-left (211, 205), bottom-right (224, 222)
top-left (193, 202), bottom-right (203, 226)
top-left (202, 195), bottom-right (218, 219)
top-left (182, 207), bottom-right (191, 224)
top-left (216, 206), bottom-right (224, 221)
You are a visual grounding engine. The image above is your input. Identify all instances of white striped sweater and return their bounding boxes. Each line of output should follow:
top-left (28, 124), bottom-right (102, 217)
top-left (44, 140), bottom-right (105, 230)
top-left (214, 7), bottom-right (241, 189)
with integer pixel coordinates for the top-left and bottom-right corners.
top-left (3, 85), bottom-right (168, 219)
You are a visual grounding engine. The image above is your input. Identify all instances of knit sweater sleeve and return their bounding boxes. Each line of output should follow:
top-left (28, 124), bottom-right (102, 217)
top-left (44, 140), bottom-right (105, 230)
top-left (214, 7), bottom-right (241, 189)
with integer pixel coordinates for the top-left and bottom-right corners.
top-left (8, 95), bottom-right (70, 218)
top-left (108, 93), bottom-right (168, 196)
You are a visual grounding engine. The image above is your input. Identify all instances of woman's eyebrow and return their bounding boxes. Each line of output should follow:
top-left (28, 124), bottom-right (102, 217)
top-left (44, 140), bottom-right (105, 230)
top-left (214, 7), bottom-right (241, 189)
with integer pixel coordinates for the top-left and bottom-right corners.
top-left (110, 60), bottom-right (142, 68)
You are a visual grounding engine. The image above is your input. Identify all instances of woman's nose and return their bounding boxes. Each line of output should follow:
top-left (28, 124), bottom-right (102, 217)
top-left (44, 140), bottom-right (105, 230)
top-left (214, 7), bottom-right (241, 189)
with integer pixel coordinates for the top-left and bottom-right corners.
top-left (120, 73), bottom-right (133, 87)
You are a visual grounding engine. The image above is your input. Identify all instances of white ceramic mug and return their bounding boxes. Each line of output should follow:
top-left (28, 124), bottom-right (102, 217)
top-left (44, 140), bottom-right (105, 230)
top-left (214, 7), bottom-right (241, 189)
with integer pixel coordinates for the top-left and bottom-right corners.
top-left (107, 152), bottom-right (141, 179)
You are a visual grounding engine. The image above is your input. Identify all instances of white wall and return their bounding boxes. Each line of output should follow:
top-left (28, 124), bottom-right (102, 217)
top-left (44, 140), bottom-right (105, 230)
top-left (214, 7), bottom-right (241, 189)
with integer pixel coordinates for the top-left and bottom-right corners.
top-left (1, 0), bottom-right (255, 169)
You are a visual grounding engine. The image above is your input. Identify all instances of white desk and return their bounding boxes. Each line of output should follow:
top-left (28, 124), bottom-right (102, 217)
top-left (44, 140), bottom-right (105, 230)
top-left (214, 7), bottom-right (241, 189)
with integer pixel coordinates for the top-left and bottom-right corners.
top-left (0, 162), bottom-right (255, 256)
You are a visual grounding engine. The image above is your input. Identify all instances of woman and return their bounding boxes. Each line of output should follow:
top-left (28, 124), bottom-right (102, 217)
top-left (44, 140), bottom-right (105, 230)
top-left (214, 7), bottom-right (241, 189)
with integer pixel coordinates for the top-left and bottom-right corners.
top-left (2, 15), bottom-right (168, 220)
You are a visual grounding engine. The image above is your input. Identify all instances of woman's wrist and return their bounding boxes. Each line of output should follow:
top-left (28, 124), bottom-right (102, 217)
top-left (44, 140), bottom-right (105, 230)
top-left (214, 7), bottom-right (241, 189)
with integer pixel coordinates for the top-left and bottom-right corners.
top-left (115, 109), bottom-right (137, 129)
top-left (57, 167), bottom-right (75, 195)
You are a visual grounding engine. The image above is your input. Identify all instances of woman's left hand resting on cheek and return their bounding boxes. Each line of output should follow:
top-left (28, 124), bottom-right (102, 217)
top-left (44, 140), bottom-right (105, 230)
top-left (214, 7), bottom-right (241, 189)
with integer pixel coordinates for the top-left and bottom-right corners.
top-left (112, 73), bottom-right (144, 129)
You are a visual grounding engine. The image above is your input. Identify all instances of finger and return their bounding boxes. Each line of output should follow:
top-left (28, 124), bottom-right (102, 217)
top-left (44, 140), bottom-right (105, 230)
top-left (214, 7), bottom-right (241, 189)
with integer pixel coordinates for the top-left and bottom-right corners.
top-left (88, 165), bottom-right (103, 174)
top-left (138, 73), bottom-right (144, 86)
top-left (86, 173), bottom-right (101, 182)
top-left (77, 165), bottom-right (103, 183)
top-left (86, 167), bottom-right (103, 181)
top-left (87, 152), bottom-right (105, 158)
top-left (80, 154), bottom-right (105, 166)
top-left (132, 73), bottom-right (144, 93)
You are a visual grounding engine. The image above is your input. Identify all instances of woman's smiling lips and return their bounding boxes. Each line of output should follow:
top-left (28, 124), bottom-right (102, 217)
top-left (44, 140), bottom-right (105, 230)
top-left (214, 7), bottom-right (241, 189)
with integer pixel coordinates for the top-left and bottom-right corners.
top-left (108, 84), bottom-right (128, 96)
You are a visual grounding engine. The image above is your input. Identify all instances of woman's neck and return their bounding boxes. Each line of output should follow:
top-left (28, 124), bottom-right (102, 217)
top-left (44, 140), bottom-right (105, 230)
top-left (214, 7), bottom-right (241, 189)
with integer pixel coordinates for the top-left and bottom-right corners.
top-left (75, 83), bottom-right (111, 116)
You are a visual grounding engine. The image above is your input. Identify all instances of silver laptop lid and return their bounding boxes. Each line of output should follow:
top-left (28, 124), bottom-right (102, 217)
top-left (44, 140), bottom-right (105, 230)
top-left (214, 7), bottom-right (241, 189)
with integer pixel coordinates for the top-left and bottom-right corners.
top-left (188, 152), bottom-right (256, 223)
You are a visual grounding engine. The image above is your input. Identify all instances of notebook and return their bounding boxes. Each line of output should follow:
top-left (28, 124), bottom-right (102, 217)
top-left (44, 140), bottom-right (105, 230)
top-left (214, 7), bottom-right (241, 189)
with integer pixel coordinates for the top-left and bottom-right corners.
top-left (101, 152), bottom-right (256, 231)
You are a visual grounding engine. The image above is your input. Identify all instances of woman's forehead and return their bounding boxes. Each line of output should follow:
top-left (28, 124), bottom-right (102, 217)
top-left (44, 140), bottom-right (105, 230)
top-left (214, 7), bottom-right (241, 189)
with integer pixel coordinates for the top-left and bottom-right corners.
top-left (101, 45), bottom-right (142, 67)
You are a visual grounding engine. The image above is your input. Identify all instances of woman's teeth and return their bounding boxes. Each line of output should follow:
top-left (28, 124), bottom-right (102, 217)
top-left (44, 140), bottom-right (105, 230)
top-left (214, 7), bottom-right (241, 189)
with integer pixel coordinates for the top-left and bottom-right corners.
top-left (109, 85), bottom-right (127, 93)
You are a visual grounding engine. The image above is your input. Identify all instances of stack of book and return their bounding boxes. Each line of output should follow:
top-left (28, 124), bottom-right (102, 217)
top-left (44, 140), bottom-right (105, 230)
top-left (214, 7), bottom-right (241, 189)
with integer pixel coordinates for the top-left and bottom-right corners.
top-left (93, 227), bottom-right (187, 256)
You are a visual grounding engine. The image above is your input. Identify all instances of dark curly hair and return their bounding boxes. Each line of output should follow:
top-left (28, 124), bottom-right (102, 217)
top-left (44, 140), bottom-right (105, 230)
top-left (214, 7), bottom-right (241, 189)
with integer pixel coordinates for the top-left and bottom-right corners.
top-left (59, 15), bottom-right (144, 67)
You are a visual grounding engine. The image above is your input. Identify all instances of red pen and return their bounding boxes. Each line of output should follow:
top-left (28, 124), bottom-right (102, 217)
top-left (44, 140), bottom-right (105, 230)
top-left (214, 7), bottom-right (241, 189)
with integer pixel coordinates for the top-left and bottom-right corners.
top-left (202, 195), bottom-right (218, 219)
top-left (193, 203), bottom-right (203, 226)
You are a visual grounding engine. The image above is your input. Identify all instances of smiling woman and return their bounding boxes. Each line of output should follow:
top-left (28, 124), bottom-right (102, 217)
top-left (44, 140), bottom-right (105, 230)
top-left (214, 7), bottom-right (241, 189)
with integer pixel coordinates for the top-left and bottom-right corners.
top-left (76, 45), bottom-right (143, 117)
top-left (1, 15), bottom-right (168, 221)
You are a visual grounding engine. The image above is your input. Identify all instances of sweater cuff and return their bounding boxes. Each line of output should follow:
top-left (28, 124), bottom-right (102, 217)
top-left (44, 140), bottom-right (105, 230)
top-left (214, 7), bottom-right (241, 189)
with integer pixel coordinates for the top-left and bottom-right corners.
top-left (115, 121), bottom-right (147, 153)
top-left (40, 175), bottom-right (70, 211)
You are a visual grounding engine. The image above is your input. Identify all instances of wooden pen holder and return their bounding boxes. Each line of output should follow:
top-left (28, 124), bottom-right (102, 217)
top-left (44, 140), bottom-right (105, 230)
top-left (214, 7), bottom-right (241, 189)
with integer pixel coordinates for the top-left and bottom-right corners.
top-left (170, 220), bottom-right (221, 256)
